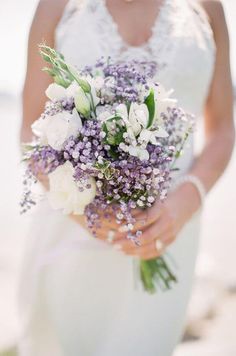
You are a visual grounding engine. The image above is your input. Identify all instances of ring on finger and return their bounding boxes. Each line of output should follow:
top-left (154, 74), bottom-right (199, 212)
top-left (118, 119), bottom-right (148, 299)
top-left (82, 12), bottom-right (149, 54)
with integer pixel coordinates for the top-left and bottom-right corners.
top-left (107, 230), bottom-right (116, 243)
top-left (155, 239), bottom-right (164, 252)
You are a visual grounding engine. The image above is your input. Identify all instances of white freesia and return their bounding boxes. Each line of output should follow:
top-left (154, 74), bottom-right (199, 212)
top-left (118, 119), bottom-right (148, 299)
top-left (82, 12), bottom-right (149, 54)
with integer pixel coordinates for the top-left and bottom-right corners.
top-left (48, 161), bottom-right (96, 215)
top-left (32, 108), bottom-right (82, 150)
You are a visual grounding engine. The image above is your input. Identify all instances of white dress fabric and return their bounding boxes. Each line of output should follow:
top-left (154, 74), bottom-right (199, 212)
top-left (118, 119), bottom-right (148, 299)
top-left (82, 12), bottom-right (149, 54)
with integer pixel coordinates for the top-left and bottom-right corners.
top-left (18, 0), bottom-right (216, 355)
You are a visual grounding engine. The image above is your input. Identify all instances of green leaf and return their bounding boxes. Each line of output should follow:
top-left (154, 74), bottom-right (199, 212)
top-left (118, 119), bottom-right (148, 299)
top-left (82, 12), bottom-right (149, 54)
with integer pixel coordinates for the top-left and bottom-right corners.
top-left (67, 65), bottom-right (91, 93)
top-left (145, 89), bottom-right (156, 129)
top-left (102, 116), bottom-right (126, 146)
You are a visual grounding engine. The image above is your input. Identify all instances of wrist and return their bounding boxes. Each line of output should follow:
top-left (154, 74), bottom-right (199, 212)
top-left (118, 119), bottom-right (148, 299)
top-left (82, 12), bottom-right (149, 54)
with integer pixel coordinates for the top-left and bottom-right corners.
top-left (175, 182), bottom-right (202, 216)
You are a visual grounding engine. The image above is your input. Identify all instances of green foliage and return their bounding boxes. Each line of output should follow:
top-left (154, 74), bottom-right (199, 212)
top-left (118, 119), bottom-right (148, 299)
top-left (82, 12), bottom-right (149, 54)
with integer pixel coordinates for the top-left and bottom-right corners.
top-left (102, 116), bottom-right (126, 146)
top-left (140, 256), bottom-right (177, 293)
top-left (94, 160), bottom-right (116, 180)
top-left (145, 89), bottom-right (156, 129)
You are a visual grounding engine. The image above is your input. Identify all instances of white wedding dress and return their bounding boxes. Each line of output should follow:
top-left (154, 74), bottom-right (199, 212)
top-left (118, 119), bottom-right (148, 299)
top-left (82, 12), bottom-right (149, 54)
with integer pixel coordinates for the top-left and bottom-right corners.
top-left (18, 0), bottom-right (216, 355)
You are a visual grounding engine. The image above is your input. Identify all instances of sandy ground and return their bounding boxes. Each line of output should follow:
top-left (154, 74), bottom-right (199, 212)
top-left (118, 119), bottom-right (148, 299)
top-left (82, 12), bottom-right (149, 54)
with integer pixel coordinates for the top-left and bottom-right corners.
top-left (0, 93), bottom-right (235, 355)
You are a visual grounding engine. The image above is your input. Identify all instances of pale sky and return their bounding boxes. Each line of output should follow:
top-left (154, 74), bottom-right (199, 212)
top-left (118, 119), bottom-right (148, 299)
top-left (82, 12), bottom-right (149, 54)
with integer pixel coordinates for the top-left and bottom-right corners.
top-left (0, 0), bottom-right (235, 94)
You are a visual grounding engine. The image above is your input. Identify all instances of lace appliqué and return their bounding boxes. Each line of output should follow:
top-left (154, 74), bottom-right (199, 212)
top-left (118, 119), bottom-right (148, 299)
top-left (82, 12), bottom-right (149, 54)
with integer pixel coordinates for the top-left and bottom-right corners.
top-left (86, 0), bottom-right (192, 72)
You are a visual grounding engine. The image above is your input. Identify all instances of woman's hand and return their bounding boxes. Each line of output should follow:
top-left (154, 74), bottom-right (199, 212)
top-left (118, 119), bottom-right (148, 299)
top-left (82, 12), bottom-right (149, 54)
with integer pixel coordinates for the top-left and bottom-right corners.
top-left (73, 207), bottom-right (144, 242)
top-left (110, 182), bottom-right (201, 260)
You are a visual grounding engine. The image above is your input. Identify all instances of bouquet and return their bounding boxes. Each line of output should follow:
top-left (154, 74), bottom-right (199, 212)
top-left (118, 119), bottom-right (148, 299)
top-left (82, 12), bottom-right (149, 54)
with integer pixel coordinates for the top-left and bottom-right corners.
top-left (21, 45), bottom-right (193, 293)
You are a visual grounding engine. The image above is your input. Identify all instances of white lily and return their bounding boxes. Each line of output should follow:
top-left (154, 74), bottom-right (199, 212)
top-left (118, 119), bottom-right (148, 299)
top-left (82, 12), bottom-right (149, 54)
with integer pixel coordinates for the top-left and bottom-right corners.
top-left (151, 84), bottom-right (177, 121)
top-left (116, 102), bottom-right (149, 137)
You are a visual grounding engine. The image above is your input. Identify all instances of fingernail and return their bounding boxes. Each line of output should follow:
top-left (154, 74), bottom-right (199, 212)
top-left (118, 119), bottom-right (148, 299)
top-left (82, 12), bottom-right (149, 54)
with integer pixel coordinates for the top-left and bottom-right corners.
top-left (114, 244), bottom-right (122, 250)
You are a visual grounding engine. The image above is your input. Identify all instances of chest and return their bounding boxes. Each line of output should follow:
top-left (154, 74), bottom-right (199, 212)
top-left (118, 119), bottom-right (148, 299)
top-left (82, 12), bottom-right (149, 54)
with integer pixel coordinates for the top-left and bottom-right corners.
top-left (55, 0), bottom-right (216, 114)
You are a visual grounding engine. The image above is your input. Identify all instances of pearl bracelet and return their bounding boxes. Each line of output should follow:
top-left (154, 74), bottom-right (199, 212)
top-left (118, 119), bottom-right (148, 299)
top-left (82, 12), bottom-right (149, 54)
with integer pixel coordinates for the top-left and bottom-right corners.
top-left (174, 174), bottom-right (206, 206)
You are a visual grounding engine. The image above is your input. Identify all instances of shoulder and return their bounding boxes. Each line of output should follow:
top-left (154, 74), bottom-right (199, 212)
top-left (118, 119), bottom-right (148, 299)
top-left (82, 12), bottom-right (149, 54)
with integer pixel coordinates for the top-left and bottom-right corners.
top-left (33, 0), bottom-right (69, 30)
top-left (198, 1), bottom-right (227, 33)
top-left (29, 0), bottom-right (69, 46)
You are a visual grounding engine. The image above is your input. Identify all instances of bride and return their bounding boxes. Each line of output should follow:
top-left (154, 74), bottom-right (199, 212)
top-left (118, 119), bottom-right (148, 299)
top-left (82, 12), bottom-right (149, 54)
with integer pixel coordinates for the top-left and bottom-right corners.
top-left (19, 0), bottom-right (234, 355)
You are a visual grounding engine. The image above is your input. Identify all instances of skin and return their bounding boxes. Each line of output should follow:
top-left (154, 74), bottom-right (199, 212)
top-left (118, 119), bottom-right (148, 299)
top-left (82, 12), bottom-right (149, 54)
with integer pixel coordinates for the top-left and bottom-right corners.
top-left (21, 0), bottom-right (235, 260)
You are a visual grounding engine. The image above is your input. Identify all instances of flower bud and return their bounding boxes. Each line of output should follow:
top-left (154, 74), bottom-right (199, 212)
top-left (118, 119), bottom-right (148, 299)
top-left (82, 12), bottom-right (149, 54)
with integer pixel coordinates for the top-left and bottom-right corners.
top-left (74, 87), bottom-right (91, 118)
top-left (68, 65), bottom-right (91, 93)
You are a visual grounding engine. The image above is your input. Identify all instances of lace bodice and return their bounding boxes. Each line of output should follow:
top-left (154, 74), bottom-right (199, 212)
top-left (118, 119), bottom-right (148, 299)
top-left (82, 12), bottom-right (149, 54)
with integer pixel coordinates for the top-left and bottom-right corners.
top-left (55, 0), bottom-right (216, 174)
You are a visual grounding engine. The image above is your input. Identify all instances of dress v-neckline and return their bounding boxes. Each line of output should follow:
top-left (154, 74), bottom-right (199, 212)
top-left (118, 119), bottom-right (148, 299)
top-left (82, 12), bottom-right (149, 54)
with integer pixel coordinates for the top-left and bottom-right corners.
top-left (100, 0), bottom-right (169, 49)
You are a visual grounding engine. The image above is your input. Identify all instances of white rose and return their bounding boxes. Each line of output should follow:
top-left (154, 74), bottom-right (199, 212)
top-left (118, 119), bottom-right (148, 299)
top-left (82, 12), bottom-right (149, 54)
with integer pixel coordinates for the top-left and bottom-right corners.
top-left (48, 161), bottom-right (96, 215)
top-left (32, 108), bottom-right (82, 150)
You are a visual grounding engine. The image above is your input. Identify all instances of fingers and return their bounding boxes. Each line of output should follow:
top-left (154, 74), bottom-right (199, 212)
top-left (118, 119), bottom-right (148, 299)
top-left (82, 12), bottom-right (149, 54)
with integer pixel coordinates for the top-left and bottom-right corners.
top-left (123, 233), bottom-right (176, 260)
top-left (88, 201), bottom-right (165, 247)
top-left (114, 214), bottom-right (169, 250)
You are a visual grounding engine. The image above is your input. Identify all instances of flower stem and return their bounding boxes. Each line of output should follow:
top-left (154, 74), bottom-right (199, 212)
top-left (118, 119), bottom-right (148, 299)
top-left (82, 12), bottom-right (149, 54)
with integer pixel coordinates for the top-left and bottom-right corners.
top-left (140, 256), bottom-right (177, 293)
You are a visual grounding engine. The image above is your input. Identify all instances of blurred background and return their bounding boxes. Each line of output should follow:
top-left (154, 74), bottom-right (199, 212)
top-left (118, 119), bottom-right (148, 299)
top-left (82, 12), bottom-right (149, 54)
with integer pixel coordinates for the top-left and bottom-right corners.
top-left (0, 0), bottom-right (235, 355)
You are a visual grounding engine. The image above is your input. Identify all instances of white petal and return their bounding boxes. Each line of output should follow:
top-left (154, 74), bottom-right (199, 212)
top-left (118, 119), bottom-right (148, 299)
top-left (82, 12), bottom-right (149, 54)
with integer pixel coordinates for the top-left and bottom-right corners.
top-left (46, 115), bottom-right (68, 150)
top-left (129, 103), bottom-right (142, 136)
top-left (139, 149), bottom-right (149, 161)
top-left (139, 129), bottom-right (152, 143)
top-left (116, 104), bottom-right (129, 121)
top-left (90, 87), bottom-right (100, 107)
top-left (97, 111), bottom-right (113, 122)
top-left (135, 104), bottom-right (149, 128)
top-left (128, 145), bottom-right (149, 161)
top-left (153, 127), bottom-right (169, 138)
top-left (66, 82), bottom-right (80, 97)
top-left (67, 108), bottom-right (83, 137)
top-left (48, 161), bottom-right (96, 215)
top-left (31, 117), bottom-right (50, 145)
top-left (46, 83), bottom-right (67, 101)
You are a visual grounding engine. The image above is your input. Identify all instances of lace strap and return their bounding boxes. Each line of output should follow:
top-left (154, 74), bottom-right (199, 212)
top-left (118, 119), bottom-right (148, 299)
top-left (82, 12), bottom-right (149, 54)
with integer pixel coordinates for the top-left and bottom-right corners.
top-left (187, 0), bottom-right (215, 38)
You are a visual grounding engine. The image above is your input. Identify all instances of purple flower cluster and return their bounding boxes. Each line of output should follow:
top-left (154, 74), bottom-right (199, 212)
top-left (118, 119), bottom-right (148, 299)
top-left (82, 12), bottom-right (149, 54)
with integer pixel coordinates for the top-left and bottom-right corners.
top-left (89, 58), bottom-right (157, 103)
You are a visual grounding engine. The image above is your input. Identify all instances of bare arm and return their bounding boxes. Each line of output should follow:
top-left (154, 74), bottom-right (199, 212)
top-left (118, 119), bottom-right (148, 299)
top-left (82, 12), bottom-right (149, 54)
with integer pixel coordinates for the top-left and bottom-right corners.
top-left (188, 0), bottom-right (235, 194)
top-left (164, 0), bottom-right (235, 215)
top-left (21, 0), bottom-right (68, 142)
